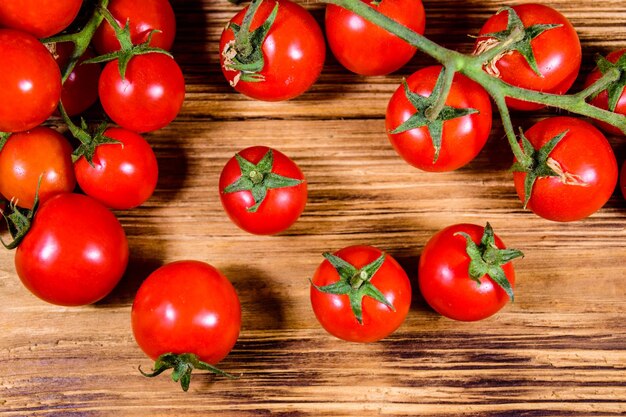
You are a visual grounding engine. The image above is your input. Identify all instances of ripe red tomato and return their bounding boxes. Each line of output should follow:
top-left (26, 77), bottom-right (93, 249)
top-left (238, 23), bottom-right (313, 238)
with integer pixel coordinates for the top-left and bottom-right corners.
top-left (513, 117), bottom-right (617, 222)
top-left (132, 260), bottom-right (241, 389)
top-left (419, 223), bottom-right (519, 322)
top-left (0, 29), bottom-right (61, 132)
top-left (14, 193), bottom-right (129, 306)
top-left (310, 245), bottom-right (411, 343)
top-left (219, 0), bottom-right (325, 101)
top-left (325, 0), bottom-right (426, 76)
top-left (621, 161), bottom-right (626, 201)
top-left (385, 65), bottom-right (492, 172)
top-left (92, 0), bottom-right (176, 55)
top-left (0, 0), bottom-right (82, 38)
top-left (74, 128), bottom-right (158, 210)
top-left (219, 146), bottom-right (307, 235)
top-left (99, 53), bottom-right (185, 133)
top-left (0, 127), bottom-right (76, 209)
top-left (584, 49), bottom-right (626, 136)
top-left (53, 42), bottom-right (101, 117)
top-left (476, 4), bottom-right (581, 111)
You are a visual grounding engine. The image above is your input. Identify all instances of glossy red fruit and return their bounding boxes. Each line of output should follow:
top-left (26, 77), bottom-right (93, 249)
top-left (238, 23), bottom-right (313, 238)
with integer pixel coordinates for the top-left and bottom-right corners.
top-left (74, 128), bottom-right (158, 210)
top-left (53, 42), bottom-right (101, 117)
top-left (325, 0), bottom-right (426, 76)
top-left (0, 29), bottom-right (61, 132)
top-left (14, 193), bottom-right (129, 306)
top-left (0, 127), bottom-right (76, 209)
top-left (132, 260), bottom-right (241, 365)
top-left (93, 0), bottom-right (176, 55)
top-left (98, 53), bottom-right (185, 133)
top-left (0, 0), bottom-right (82, 38)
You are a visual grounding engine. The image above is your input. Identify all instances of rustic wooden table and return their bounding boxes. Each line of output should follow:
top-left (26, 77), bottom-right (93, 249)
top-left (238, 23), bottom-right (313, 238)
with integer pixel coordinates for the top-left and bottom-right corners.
top-left (2, 0), bottom-right (626, 415)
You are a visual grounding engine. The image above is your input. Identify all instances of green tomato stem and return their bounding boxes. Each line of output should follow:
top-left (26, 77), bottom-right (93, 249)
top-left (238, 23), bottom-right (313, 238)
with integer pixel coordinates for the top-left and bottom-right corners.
top-left (425, 65), bottom-right (456, 121)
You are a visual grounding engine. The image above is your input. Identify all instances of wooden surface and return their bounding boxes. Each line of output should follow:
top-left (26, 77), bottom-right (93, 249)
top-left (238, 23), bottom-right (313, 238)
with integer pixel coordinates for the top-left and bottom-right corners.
top-left (2, 0), bottom-right (626, 415)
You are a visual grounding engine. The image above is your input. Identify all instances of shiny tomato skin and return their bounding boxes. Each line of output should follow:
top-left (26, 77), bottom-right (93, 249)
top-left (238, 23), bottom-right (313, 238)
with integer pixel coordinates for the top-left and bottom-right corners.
top-left (219, 146), bottom-right (307, 235)
top-left (386, 66), bottom-right (493, 172)
top-left (93, 0), bottom-right (176, 55)
top-left (584, 49), bottom-right (626, 136)
top-left (99, 53), bottom-right (185, 133)
top-left (325, 0), bottom-right (425, 76)
top-left (0, 29), bottom-right (61, 132)
top-left (54, 42), bottom-right (101, 117)
top-left (0, 0), bottom-right (82, 38)
top-left (310, 245), bottom-right (411, 343)
top-left (419, 224), bottom-right (514, 322)
top-left (513, 117), bottom-right (618, 222)
top-left (131, 261), bottom-right (241, 364)
top-left (14, 193), bottom-right (129, 306)
top-left (219, 0), bottom-right (326, 101)
top-left (476, 4), bottom-right (581, 111)
top-left (74, 128), bottom-right (158, 210)
top-left (0, 127), bottom-right (76, 209)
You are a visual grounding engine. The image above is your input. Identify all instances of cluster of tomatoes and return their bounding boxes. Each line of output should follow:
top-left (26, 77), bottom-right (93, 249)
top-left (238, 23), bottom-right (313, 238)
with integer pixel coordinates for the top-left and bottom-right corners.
top-left (2, 0), bottom-right (626, 392)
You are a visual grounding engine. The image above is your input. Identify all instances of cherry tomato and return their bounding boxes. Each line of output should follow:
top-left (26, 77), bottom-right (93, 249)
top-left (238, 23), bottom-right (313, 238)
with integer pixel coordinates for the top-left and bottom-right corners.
top-left (476, 4), bottom-right (581, 111)
top-left (621, 161), bottom-right (626, 201)
top-left (74, 128), bottom-right (158, 210)
top-left (0, 29), bottom-right (61, 132)
top-left (98, 53), bottom-right (185, 133)
top-left (385, 65), bottom-right (493, 172)
top-left (219, 0), bottom-right (326, 101)
top-left (14, 193), bottom-right (129, 306)
top-left (325, 0), bottom-right (425, 76)
top-left (219, 146), bottom-right (307, 235)
top-left (310, 245), bottom-right (411, 343)
top-left (132, 260), bottom-right (241, 365)
top-left (53, 42), bottom-right (101, 117)
top-left (418, 224), bottom-right (517, 321)
top-left (584, 49), bottom-right (626, 136)
top-left (513, 117), bottom-right (617, 222)
top-left (0, 127), bottom-right (76, 209)
top-left (0, 0), bottom-right (82, 38)
top-left (92, 0), bottom-right (176, 55)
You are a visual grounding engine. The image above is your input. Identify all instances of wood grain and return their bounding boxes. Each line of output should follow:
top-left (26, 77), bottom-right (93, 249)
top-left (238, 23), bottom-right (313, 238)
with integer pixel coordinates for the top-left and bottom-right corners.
top-left (2, 0), bottom-right (626, 415)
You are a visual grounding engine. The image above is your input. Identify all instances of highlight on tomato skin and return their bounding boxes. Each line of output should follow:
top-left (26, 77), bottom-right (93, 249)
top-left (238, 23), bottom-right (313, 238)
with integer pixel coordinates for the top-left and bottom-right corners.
top-left (310, 245), bottom-right (412, 343)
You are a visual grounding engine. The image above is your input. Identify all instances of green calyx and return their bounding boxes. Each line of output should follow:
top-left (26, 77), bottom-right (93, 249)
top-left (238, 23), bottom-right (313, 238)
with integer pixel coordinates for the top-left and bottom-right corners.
top-left (0, 132), bottom-right (11, 152)
top-left (477, 6), bottom-right (561, 77)
top-left (455, 223), bottom-right (523, 301)
top-left (312, 252), bottom-right (394, 325)
top-left (83, 6), bottom-right (172, 79)
top-left (139, 353), bottom-right (236, 392)
top-left (510, 129), bottom-right (579, 209)
top-left (594, 53), bottom-right (626, 112)
top-left (221, 0), bottom-right (278, 84)
top-left (223, 149), bottom-right (303, 213)
top-left (0, 178), bottom-right (41, 250)
top-left (390, 67), bottom-right (478, 163)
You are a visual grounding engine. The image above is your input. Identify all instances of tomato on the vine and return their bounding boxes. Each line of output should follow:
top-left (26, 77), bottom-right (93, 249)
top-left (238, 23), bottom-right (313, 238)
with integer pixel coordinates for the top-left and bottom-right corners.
top-left (74, 128), bottom-right (159, 210)
top-left (12, 193), bottom-right (129, 306)
top-left (0, 29), bottom-right (61, 132)
top-left (386, 65), bottom-right (492, 172)
top-left (54, 42), bottom-right (102, 117)
top-left (98, 53), bottom-right (185, 133)
top-left (310, 245), bottom-right (411, 343)
top-left (219, 146), bottom-right (307, 235)
top-left (419, 223), bottom-right (522, 322)
top-left (0, 127), bottom-right (76, 209)
top-left (132, 260), bottom-right (241, 391)
top-left (584, 49), bottom-right (626, 136)
top-left (219, 0), bottom-right (326, 101)
top-left (0, 0), bottom-right (82, 38)
top-left (325, 0), bottom-right (426, 76)
top-left (512, 117), bottom-right (617, 222)
top-left (475, 4), bottom-right (581, 111)
top-left (92, 0), bottom-right (177, 55)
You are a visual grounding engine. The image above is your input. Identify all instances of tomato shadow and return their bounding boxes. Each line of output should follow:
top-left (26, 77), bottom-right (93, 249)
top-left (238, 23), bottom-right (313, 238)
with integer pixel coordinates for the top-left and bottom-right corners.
top-left (390, 254), bottom-right (433, 315)
top-left (93, 253), bottom-right (164, 307)
top-left (220, 265), bottom-right (287, 332)
top-left (148, 126), bottom-right (190, 204)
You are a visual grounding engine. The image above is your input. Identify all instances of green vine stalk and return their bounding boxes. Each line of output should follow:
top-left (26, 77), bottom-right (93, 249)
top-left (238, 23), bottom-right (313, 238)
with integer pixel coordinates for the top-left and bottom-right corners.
top-left (321, 0), bottom-right (626, 163)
